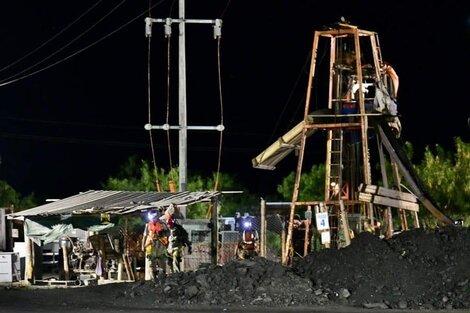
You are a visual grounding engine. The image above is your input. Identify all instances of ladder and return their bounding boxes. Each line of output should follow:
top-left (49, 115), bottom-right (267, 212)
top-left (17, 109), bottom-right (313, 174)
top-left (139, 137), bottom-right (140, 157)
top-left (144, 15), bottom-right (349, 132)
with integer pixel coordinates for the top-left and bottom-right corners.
top-left (326, 128), bottom-right (344, 200)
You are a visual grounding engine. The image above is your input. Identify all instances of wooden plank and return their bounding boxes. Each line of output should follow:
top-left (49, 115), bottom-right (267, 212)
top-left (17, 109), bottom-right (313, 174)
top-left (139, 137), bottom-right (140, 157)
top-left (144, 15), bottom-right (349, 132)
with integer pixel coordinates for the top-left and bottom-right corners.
top-left (34, 279), bottom-right (77, 286)
top-left (360, 183), bottom-right (378, 194)
top-left (376, 186), bottom-right (417, 203)
top-left (358, 192), bottom-right (373, 202)
top-left (359, 192), bottom-right (419, 212)
top-left (373, 195), bottom-right (419, 212)
top-left (359, 184), bottom-right (417, 203)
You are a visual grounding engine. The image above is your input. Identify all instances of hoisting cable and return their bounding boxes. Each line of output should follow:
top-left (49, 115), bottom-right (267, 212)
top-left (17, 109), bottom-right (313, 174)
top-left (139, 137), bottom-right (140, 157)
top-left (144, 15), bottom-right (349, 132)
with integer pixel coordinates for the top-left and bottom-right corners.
top-left (146, 1), bottom-right (162, 192)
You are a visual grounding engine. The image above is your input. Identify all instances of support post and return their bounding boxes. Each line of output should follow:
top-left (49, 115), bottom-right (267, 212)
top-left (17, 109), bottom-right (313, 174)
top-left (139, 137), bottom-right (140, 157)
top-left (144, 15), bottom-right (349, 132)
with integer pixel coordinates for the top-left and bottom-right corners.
top-left (378, 136), bottom-right (394, 238)
top-left (144, 255), bottom-right (152, 281)
top-left (260, 198), bottom-right (266, 257)
top-left (178, 0), bottom-right (187, 191)
top-left (60, 238), bottom-right (70, 281)
top-left (24, 235), bottom-right (33, 283)
top-left (339, 200), bottom-right (351, 247)
top-left (303, 206), bottom-right (312, 256)
top-left (210, 198), bottom-right (218, 266)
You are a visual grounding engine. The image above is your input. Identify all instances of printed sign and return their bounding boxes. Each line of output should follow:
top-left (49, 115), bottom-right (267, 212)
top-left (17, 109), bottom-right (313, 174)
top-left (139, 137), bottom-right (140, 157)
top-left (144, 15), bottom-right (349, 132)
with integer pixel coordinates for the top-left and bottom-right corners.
top-left (315, 212), bottom-right (330, 231)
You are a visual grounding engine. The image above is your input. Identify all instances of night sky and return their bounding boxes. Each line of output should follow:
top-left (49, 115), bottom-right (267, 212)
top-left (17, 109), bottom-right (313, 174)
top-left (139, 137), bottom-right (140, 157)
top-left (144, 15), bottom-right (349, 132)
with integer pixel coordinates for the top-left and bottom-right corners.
top-left (0, 1), bottom-right (469, 202)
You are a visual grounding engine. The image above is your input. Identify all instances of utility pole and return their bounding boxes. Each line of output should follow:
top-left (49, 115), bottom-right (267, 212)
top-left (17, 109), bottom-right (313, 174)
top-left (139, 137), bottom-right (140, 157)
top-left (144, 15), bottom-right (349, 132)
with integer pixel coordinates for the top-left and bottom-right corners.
top-left (144, 1), bottom-right (223, 192)
top-left (178, 1), bottom-right (188, 192)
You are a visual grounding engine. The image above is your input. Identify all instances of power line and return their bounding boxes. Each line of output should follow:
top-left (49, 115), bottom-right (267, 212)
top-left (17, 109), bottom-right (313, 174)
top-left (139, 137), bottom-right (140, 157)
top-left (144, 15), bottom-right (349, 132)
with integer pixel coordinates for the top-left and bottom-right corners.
top-left (0, 132), bottom-right (148, 148)
top-left (0, 0), bottom-right (128, 85)
top-left (0, 131), bottom-right (266, 153)
top-left (0, 0), bottom-right (105, 75)
top-left (0, 0), bottom-right (167, 88)
top-left (0, 116), bottom-right (141, 131)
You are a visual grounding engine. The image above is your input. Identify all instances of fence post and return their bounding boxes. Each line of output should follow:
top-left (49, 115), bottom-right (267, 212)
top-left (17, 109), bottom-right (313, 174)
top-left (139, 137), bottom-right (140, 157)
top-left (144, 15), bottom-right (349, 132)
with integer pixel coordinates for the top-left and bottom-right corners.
top-left (210, 198), bottom-right (218, 266)
top-left (260, 198), bottom-right (266, 257)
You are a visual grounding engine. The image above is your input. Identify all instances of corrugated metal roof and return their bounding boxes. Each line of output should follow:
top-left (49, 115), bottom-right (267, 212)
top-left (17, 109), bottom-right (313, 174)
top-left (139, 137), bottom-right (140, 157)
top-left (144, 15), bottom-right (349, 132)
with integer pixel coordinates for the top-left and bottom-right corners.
top-left (8, 190), bottom-right (221, 218)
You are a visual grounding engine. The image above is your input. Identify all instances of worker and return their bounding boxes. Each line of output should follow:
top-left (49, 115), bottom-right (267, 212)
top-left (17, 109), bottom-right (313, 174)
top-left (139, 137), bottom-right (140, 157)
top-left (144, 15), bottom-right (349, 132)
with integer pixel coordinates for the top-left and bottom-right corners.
top-left (236, 215), bottom-right (259, 259)
top-left (142, 209), bottom-right (169, 278)
top-left (383, 62), bottom-right (399, 100)
top-left (166, 214), bottom-right (192, 273)
top-left (369, 61), bottom-right (401, 137)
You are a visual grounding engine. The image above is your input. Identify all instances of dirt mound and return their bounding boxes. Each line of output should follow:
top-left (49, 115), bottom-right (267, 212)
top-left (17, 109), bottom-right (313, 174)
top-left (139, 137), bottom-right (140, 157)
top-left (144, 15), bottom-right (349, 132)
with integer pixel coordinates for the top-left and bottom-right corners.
top-left (114, 226), bottom-right (470, 310)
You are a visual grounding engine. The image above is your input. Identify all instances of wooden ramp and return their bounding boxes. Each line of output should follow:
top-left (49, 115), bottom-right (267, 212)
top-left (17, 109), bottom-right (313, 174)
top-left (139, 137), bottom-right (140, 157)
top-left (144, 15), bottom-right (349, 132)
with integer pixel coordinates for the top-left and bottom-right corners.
top-left (252, 120), bottom-right (316, 170)
top-left (252, 109), bottom-right (351, 170)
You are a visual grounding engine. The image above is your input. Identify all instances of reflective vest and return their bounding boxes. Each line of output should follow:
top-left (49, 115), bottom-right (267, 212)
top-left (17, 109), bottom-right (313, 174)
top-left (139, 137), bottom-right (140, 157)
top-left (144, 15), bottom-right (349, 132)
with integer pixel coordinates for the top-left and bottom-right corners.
top-left (146, 221), bottom-right (168, 246)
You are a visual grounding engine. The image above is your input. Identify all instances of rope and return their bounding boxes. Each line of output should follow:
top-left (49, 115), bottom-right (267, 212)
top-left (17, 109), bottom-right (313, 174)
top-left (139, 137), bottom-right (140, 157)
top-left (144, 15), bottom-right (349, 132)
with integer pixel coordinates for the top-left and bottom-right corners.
top-left (165, 33), bottom-right (176, 185)
top-left (213, 37), bottom-right (224, 191)
top-left (206, 36), bottom-right (225, 219)
top-left (146, 0), bottom-right (162, 192)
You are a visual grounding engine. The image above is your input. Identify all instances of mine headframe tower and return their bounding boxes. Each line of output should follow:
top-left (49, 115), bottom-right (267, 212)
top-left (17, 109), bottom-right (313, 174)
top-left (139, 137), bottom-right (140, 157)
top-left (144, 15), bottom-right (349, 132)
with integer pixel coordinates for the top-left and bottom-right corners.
top-left (278, 22), bottom-right (454, 265)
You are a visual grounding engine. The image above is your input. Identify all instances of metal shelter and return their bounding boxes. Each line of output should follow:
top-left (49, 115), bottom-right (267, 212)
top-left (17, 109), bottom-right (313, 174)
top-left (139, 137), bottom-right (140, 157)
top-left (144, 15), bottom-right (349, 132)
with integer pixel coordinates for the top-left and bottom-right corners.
top-left (7, 190), bottom-right (222, 283)
top-left (8, 190), bottom-right (221, 218)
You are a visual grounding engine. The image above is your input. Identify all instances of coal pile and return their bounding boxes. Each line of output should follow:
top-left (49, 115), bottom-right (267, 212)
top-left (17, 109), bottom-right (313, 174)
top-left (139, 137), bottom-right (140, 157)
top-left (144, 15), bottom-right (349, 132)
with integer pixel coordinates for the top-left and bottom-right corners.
top-left (117, 226), bottom-right (470, 310)
top-left (295, 226), bottom-right (470, 309)
top-left (118, 257), bottom-right (331, 307)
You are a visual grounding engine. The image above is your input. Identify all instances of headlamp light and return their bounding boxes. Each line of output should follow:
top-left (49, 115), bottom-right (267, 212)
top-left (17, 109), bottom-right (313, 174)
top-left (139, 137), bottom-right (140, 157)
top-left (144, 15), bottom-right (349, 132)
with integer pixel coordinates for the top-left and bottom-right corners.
top-left (242, 221), bottom-right (252, 229)
top-left (147, 211), bottom-right (157, 221)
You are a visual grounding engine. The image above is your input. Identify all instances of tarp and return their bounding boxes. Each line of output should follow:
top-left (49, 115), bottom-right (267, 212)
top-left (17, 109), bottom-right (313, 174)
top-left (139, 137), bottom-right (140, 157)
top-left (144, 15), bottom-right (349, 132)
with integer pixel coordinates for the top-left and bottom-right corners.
top-left (24, 219), bottom-right (116, 245)
top-left (24, 219), bottom-right (74, 245)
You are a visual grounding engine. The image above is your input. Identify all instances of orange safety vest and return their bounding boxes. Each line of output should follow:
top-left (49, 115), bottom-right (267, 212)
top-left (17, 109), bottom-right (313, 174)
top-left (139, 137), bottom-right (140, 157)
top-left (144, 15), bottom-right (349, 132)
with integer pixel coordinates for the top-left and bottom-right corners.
top-left (148, 220), bottom-right (164, 234)
top-left (146, 221), bottom-right (168, 246)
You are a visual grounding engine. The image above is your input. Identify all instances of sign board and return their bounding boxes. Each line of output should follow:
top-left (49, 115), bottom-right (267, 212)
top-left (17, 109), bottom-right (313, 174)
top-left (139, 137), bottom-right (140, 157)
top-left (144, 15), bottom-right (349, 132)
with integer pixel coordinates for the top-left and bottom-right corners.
top-left (304, 211), bottom-right (312, 220)
top-left (315, 212), bottom-right (330, 231)
top-left (320, 231), bottom-right (331, 244)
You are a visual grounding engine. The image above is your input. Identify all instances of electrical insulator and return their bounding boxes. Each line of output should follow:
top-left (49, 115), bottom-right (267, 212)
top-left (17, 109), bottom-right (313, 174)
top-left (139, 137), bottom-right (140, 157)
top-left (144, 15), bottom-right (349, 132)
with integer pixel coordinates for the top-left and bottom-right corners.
top-left (145, 17), bottom-right (152, 37)
top-left (213, 19), bottom-right (222, 39)
top-left (164, 18), bottom-right (172, 38)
